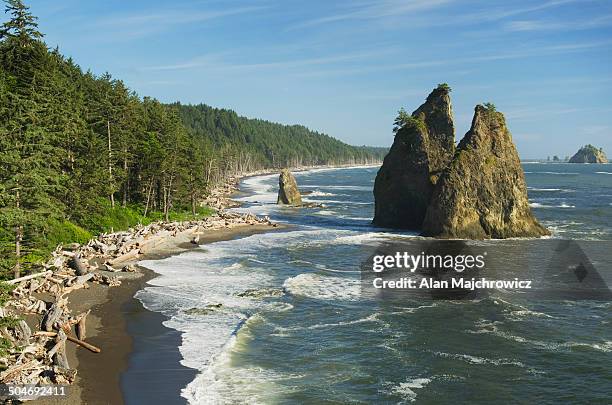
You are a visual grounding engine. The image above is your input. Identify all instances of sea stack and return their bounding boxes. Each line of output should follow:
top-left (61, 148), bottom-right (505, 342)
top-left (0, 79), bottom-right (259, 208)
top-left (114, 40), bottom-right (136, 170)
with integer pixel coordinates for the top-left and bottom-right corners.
top-left (277, 169), bottom-right (302, 205)
top-left (373, 84), bottom-right (455, 229)
top-left (568, 145), bottom-right (608, 163)
top-left (422, 104), bottom-right (550, 239)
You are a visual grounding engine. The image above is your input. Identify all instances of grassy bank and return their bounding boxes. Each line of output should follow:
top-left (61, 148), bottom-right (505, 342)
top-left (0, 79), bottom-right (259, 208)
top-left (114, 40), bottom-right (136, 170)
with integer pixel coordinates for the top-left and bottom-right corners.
top-left (0, 200), bottom-right (215, 281)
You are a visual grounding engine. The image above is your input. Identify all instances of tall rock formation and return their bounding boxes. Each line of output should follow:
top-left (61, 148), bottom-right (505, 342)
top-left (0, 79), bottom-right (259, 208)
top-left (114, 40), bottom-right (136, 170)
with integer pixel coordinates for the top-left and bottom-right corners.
top-left (568, 145), bottom-right (608, 163)
top-left (277, 169), bottom-right (302, 205)
top-left (422, 105), bottom-right (549, 239)
top-left (373, 85), bottom-right (455, 229)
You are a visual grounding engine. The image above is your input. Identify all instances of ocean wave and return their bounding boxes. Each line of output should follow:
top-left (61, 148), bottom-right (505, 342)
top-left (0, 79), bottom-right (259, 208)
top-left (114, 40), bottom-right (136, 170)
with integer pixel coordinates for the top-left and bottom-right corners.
top-left (468, 322), bottom-right (612, 353)
top-left (274, 313), bottom-right (381, 332)
top-left (595, 171), bottom-right (612, 175)
top-left (283, 273), bottom-right (361, 301)
top-left (527, 187), bottom-right (574, 192)
top-left (307, 190), bottom-right (335, 197)
top-left (524, 171), bottom-right (579, 175)
top-left (301, 185), bottom-right (372, 191)
top-left (530, 202), bottom-right (575, 208)
top-left (184, 318), bottom-right (305, 404)
top-left (430, 351), bottom-right (526, 367)
top-left (387, 378), bottom-right (431, 403)
top-left (304, 199), bottom-right (373, 205)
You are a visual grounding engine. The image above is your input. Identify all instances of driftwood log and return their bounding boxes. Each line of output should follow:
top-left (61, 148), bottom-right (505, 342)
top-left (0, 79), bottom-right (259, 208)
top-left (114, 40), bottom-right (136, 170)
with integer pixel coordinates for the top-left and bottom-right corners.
top-left (41, 303), bottom-right (63, 332)
top-left (36, 330), bottom-right (100, 353)
top-left (50, 329), bottom-right (69, 369)
top-left (108, 248), bottom-right (140, 266)
top-left (75, 311), bottom-right (89, 340)
top-left (14, 320), bottom-right (31, 345)
top-left (6, 270), bottom-right (52, 285)
top-left (69, 253), bottom-right (88, 276)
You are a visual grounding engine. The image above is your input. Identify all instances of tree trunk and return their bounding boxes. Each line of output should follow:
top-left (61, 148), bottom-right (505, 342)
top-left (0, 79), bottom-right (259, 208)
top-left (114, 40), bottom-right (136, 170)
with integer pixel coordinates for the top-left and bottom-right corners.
top-left (144, 179), bottom-right (153, 217)
top-left (14, 189), bottom-right (21, 279)
top-left (163, 186), bottom-right (168, 222)
top-left (122, 150), bottom-right (128, 208)
top-left (107, 120), bottom-right (114, 208)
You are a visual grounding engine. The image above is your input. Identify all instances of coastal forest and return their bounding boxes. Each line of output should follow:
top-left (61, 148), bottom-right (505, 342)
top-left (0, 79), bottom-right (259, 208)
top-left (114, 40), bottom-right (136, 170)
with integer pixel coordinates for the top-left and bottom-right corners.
top-left (0, 0), bottom-right (385, 280)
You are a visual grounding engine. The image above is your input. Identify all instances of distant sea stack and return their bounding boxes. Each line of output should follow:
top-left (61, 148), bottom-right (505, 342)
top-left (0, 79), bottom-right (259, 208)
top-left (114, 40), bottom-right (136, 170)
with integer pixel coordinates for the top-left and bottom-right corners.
top-left (422, 104), bottom-right (550, 239)
top-left (568, 145), bottom-right (608, 163)
top-left (373, 84), bottom-right (455, 229)
top-left (277, 169), bottom-right (302, 205)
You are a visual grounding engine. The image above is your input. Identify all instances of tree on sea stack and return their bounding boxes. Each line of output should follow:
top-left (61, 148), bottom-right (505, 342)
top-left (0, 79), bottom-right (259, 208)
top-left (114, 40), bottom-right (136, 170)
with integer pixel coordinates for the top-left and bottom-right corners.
top-left (422, 104), bottom-right (549, 239)
top-left (373, 84), bottom-right (455, 229)
top-left (277, 169), bottom-right (302, 205)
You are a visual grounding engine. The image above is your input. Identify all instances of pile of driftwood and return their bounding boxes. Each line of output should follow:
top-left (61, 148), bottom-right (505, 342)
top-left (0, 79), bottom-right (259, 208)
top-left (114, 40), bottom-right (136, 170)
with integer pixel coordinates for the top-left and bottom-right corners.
top-left (202, 176), bottom-right (242, 210)
top-left (0, 212), bottom-right (274, 390)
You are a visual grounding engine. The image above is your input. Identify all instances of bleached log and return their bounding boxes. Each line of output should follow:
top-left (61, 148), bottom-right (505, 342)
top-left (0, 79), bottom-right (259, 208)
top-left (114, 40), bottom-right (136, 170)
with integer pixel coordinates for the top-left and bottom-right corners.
top-left (6, 270), bottom-right (52, 285)
top-left (14, 320), bottom-right (31, 345)
top-left (52, 329), bottom-right (69, 369)
top-left (62, 273), bottom-right (94, 294)
top-left (108, 248), bottom-right (140, 265)
top-left (75, 310), bottom-right (89, 340)
top-left (41, 303), bottom-right (63, 332)
top-left (69, 253), bottom-right (89, 276)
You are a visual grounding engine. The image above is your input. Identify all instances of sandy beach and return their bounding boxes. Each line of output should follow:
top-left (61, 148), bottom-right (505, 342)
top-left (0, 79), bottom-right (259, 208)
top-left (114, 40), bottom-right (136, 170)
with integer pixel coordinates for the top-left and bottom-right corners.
top-left (31, 222), bottom-right (287, 405)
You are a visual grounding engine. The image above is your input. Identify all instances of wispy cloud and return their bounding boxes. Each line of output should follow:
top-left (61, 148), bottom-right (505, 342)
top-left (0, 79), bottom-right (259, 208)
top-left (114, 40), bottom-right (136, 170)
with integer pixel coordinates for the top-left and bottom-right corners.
top-left (461, 0), bottom-right (583, 23)
top-left (90, 5), bottom-right (266, 41)
top-left (505, 14), bottom-right (612, 32)
top-left (291, 39), bottom-right (612, 78)
top-left (97, 6), bottom-right (265, 27)
top-left (140, 48), bottom-right (398, 72)
top-left (291, 0), bottom-right (453, 30)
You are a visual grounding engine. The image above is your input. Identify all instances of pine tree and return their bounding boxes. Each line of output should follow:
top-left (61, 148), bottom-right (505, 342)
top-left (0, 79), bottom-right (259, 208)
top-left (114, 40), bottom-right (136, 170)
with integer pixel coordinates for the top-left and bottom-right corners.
top-left (0, 0), bottom-right (63, 278)
top-left (0, 0), bottom-right (42, 45)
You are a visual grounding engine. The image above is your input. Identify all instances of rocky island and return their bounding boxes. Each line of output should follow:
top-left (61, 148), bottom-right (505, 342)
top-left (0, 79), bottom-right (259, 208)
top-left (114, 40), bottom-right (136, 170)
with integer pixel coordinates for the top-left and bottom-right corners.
top-left (568, 145), bottom-right (608, 163)
top-left (373, 84), bottom-right (455, 229)
top-left (373, 87), bottom-right (549, 239)
top-left (277, 169), bottom-right (303, 205)
top-left (421, 104), bottom-right (550, 239)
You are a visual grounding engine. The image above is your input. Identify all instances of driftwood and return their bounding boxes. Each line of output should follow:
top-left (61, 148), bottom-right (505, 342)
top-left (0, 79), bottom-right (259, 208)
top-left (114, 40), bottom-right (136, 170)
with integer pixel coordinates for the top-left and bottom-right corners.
top-left (0, 359), bottom-right (41, 381)
top-left (37, 329), bottom-right (100, 353)
top-left (14, 320), bottom-right (31, 345)
top-left (1, 209), bottom-right (277, 385)
top-left (51, 329), bottom-right (69, 369)
top-left (41, 303), bottom-right (63, 332)
top-left (67, 334), bottom-right (100, 353)
top-left (69, 253), bottom-right (89, 276)
top-left (75, 310), bottom-right (89, 340)
top-left (108, 248), bottom-right (140, 266)
top-left (6, 270), bottom-right (52, 285)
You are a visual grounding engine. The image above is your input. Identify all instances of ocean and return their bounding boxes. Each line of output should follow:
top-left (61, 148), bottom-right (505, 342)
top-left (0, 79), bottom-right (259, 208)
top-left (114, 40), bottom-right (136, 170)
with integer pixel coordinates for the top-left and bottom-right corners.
top-left (135, 164), bottom-right (612, 404)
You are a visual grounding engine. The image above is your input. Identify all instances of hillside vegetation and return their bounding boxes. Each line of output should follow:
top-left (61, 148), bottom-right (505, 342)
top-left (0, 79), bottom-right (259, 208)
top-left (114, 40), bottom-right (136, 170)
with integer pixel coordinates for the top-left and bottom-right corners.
top-left (0, 0), bottom-right (384, 279)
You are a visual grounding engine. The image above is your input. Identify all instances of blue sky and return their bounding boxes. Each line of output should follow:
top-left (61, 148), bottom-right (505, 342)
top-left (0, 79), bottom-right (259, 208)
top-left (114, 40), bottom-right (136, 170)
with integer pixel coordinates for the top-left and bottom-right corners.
top-left (20, 0), bottom-right (612, 158)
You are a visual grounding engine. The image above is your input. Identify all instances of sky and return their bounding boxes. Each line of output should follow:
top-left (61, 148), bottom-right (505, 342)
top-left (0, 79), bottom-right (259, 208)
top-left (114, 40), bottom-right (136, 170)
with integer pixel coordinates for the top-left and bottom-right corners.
top-left (18, 0), bottom-right (612, 159)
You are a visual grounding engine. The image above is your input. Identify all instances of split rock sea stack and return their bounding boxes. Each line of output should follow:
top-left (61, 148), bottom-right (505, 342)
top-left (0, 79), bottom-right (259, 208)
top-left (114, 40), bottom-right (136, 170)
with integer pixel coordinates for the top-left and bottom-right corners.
top-left (277, 169), bottom-right (302, 205)
top-left (373, 84), bottom-right (455, 229)
top-left (422, 105), bottom-right (550, 239)
top-left (568, 145), bottom-right (608, 163)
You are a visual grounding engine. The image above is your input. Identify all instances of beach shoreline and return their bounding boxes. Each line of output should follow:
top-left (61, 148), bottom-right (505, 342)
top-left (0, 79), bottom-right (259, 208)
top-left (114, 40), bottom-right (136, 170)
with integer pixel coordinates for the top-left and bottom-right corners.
top-left (21, 164), bottom-right (375, 404)
top-left (32, 222), bottom-right (289, 405)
